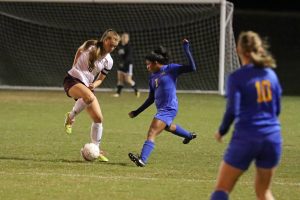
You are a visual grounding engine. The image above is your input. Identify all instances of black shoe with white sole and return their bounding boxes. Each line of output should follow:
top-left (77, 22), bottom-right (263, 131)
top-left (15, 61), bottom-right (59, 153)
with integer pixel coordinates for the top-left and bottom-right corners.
top-left (128, 153), bottom-right (145, 167)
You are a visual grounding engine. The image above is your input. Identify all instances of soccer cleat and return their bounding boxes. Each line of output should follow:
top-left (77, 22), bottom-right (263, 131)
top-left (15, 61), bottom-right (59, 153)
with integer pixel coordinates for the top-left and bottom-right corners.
top-left (64, 112), bottom-right (74, 135)
top-left (128, 153), bottom-right (145, 167)
top-left (183, 132), bottom-right (197, 144)
top-left (98, 154), bottom-right (109, 162)
top-left (112, 93), bottom-right (120, 97)
top-left (98, 150), bottom-right (109, 162)
top-left (135, 91), bottom-right (141, 98)
top-left (65, 125), bottom-right (72, 135)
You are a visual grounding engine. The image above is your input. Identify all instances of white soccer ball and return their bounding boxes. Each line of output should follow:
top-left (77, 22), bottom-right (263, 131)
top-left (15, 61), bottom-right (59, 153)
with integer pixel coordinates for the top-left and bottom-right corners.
top-left (80, 143), bottom-right (100, 161)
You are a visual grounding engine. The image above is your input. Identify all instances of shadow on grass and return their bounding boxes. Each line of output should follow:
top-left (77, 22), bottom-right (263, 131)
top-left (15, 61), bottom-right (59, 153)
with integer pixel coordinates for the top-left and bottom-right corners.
top-left (0, 156), bottom-right (131, 166)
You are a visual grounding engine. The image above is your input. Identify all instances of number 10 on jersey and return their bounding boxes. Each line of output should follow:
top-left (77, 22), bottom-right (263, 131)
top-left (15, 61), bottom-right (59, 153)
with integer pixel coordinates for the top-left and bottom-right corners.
top-left (255, 80), bottom-right (272, 103)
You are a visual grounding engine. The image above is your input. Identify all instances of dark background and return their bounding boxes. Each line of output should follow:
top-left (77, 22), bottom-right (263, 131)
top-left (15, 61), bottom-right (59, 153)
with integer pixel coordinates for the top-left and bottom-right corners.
top-left (231, 0), bottom-right (300, 95)
top-left (231, 0), bottom-right (300, 12)
top-left (0, 1), bottom-right (299, 95)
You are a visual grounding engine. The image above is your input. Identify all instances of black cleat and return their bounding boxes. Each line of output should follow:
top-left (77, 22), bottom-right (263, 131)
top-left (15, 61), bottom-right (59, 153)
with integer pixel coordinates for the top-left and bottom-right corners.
top-left (183, 132), bottom-right (197, 144)
top-left (128, 153), bottom-right (145, 167)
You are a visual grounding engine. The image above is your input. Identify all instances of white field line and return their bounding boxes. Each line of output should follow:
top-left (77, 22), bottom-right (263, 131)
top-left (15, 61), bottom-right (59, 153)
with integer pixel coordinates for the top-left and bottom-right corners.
top-left (1, 171), bottom-right (299, 187)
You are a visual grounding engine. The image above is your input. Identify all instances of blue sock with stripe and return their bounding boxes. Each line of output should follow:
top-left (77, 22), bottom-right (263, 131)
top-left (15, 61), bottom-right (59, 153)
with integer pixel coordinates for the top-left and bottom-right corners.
top-left (172, 124), bottom-right (192, 139)
top-left (210, 190), bottom-right (229, 200)
top-left (140, 140), bottom-right (155, 163)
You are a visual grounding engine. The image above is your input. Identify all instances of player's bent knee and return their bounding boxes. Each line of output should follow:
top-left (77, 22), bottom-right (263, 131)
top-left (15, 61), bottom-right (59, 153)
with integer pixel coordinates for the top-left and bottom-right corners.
top-left (83, 94), bottom-right (95, 105)
top-left (167, 124), bottom-right (176, 132)
top-left (93, 115), bottom-right (103, 123)
top-left (147, 129), bottom-right (158, 140)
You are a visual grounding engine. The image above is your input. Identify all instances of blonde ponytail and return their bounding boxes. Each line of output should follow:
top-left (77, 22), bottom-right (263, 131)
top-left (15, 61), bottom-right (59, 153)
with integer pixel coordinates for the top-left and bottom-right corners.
top-left (78, 40), bottom-right (100, 71)
top-left (238, 31), bottom-right (276, 68)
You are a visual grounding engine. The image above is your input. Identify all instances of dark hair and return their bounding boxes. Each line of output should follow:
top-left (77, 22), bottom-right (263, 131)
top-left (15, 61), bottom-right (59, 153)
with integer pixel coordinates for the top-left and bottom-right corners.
top-left (145, 45), bottom-right (169, 64)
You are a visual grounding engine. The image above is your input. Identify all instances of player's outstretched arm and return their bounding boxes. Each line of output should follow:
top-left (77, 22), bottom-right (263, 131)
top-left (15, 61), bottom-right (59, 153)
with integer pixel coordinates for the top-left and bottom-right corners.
top-left (128, 91), bottom-right (154, 118)
top-left (181, 39), bottom-right (196, 73)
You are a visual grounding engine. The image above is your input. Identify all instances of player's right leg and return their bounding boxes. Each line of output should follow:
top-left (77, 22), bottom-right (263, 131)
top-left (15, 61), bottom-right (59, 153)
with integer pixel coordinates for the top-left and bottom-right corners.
top-left (210, 161), bottom-right (244, 200)
top-left (64, 112), bottom-right (74, 135)
top-left (125, 73), bottom-right (140, 97)
top-left (113, 71), bottom-right (124, 97)
top-left (129, 118), bottom-right (166, 167)
top-left (211, 137), bottom-right (257, 199)
top-left (65, 98), bottom-right (89, 134)
top-left (65, 83), bottom-right (95, 134)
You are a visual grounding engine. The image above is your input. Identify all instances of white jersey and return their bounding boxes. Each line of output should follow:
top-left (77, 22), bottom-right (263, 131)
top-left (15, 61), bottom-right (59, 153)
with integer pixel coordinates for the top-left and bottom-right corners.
top-left (68, 46), bottom-right (113, 87)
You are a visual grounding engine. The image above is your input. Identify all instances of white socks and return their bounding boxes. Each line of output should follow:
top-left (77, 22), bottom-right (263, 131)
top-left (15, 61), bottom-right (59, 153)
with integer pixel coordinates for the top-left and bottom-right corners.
top-left (69, 98), bottom-right (87, 120)
top-left (69, 99), bottom-right (103, 147)
top-left (90, 122), bottom-right (103, 147)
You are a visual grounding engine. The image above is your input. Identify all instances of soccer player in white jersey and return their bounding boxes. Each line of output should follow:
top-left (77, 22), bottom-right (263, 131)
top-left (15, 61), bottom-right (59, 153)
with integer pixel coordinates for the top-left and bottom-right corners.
top-left (63, 29), bottom-right (120, 162)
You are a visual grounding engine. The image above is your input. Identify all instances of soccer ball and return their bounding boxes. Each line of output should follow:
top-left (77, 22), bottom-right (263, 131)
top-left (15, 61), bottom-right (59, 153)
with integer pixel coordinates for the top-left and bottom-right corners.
top-left (80, 143), bottom-right (100, 161)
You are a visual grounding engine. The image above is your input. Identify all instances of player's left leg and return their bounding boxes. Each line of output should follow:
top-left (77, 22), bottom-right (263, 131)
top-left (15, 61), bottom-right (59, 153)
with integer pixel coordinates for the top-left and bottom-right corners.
top-left (126, 75), bottom-right (140, 97)
top-left (254, 136), bottom-right (281, 200)
top-left (210, 161), bottom-right (244, 200)
top-left (141, 118), bottom-right (166, 163)
top-left (125, 65), bottom-right (140, 97)
top-left (255, 167), bottom-right (276, 200)
top-left (85, 98), bottom-right (108, 162)
top-left (165, 124), bottom-right (197, 144)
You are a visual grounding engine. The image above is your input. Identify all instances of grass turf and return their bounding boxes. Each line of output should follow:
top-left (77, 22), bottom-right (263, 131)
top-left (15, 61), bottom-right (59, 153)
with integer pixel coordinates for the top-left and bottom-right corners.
top-left (0, 90), bottom-right (299, 200)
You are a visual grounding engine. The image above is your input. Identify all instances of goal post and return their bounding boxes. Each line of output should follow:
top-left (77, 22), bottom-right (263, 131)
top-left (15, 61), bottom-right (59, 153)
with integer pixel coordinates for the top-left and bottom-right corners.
top-left (0, 0), bottom-right (239, 94)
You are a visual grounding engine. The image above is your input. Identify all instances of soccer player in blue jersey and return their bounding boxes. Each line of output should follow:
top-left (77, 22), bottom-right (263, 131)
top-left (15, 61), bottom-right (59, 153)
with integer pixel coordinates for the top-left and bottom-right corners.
top-left (210, 31), bottom-right (282, 200)
top-left (128, 39), bottom-right (197, 167)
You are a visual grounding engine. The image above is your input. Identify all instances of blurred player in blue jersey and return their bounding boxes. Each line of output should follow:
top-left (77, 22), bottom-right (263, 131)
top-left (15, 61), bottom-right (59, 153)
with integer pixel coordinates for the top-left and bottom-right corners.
top-left (128, 39), bottom-right (197, 167)
top-left (210, 31), bottom-right (282, 200)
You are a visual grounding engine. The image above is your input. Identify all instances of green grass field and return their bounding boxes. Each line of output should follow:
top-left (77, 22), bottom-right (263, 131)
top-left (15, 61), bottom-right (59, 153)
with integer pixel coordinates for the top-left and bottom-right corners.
top-left (0, 90), bottom-right (299, 200)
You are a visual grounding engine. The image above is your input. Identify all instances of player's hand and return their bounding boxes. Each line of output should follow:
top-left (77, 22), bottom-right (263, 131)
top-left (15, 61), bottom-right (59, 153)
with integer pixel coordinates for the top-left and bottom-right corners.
top-left (182, 39), bottom-right (190, 50)
top-left (214, 131), bottom-right (223, 143)
top-left (182, 38), bottom-right (189, 44)
top-left (89, 80), bottom-right (102, 90)
top-left (88, 83), bottom-right (96, 90)
top-left (128, 111), bottom-right (137, 118)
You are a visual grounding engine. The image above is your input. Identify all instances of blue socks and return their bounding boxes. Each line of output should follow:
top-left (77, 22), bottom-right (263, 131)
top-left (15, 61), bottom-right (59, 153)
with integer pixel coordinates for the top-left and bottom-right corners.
top-left (140, 140), bottom-right (155, 163)
top-left (172, 124), bottom-right (192, 139)
top-left (210, 190), bottom-right (228, 200)
top-left (139, 125), bottom-right (191, 164)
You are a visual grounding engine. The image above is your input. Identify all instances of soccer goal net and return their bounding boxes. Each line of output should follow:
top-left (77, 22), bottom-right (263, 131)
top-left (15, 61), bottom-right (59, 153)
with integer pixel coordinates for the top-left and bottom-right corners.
top-left (0, 0), bottom-right (239, 94)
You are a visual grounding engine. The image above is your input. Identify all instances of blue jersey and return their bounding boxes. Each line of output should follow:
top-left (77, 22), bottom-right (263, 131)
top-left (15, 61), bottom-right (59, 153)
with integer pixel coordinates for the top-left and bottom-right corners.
top-left (149, 64), bottom-right (185, 112)
top-left (219, 64), bottom-right (282, 140)
top-left (133, 41), bottom-right (196, 117)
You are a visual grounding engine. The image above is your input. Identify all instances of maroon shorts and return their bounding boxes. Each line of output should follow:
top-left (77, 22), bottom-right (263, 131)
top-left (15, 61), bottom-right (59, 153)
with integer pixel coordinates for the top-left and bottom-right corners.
top-left (63, 73), bottom-right (85, 97)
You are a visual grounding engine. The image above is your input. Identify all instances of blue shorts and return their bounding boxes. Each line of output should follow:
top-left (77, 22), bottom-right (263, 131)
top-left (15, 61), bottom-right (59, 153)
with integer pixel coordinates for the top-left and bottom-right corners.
top-left (224, 133), bottom-right (282, 170)
top-left (154, 109), bottom-right (177, 127)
